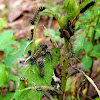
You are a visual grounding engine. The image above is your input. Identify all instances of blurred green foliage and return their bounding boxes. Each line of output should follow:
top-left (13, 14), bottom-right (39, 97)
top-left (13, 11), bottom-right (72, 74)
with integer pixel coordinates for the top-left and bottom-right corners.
top-left (0, 30), bottom-right (19, 86)
top-left (43, 0), bottom-right (62, 17)
top-left (0, 93), bottom-right (14, 100)
top-left (0, 30), bottom-right (29, 98)
top-left (63, 0), bottom-right (77, 13)
top-left (51, 98), bottom-right (58, 100)
top-left (74, 2), bottom-right (100, 71)
top-left (95, 98), bottom-right (100, 100)
top-left (44, 29), bottom-right (62, 42)
top-left (0, 63), bottom-right (8, 87)
top-left (0, 18), bottom-right (7, 31)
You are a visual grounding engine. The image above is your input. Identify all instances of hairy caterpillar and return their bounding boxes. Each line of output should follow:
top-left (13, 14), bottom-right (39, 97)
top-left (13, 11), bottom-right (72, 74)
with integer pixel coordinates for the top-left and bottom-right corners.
top-left (30, 45), bottom-right (48, 61)
top-left (80, 1), bottom-right (95, 13)
top-left (29, 7), bottom-right (46, 41)
top-left (30, 7), bottom-right (46, 25)
top-left (59, 29), bottom-right (70, 40)
top-left (29, 45), bottom-right (52, 77)
top-left (59, 1), bottom-right (95, 39)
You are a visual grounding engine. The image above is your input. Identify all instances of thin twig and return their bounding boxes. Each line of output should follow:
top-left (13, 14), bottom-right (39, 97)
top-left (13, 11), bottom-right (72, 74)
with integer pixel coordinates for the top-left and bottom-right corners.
top-left (32, 16), bottom-right (40, 53)
top-left (48, 16), bottom-right (53, 29)
top-left (43, 25), bottom-right (58, 48)
top-left (24, 86), bottom-right (63, 94)
top-left (71, 66), bottom-right (100, 97)
top-left (59, 38), bottom-right (70, 100)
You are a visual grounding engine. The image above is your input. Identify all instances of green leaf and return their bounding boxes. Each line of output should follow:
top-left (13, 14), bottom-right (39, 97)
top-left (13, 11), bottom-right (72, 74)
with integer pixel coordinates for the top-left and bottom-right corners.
top-left (95, 98), bottom-right (100, 100)
top-left (0, 63), bottom-right (8, 87)
top-left (63, 0), bottom-right (77, 14)
top-left (0, 40), bottom-right (18, 50)
top-left (96, 28), bottom-right (100, 34)
top-left (82, 55), bottom-right (93, 71)
top-left (51, 98), bottom-right (58, 100)
top-left (88, 27), bottom-right (95, 38)
top-left (60, 15), bottom-right (68, 27)
top-left (0, 30), bottom-right (18, 50)
top-left (90, 43), bottom-right (100, 59)
top-left (4, 47), bottom-right (15, 55)
top-left (15, 40), bottom-right (28, 57)
top-left (95, 31), bottom-right (100, 39)
top-left (4, 55), bottom-right (15, 67)
top-left (13, 89), bottom-right (44, 100)
top-left (83, 41), bottom-right (93, 53)
top-left (2, 93), bottom-right (14, 100)
top-left (90, 50), bottom-right (100, 59)
top-left (79, 10), bottom-right (92, 21)
top-left (79, 16), bottom-right (89, 21)
top-left (65, 77), bottom-right (71, 91)
top-left (0, 95), bottom-right (2, 100)
top-left (13, 48), bottom-right (60, 100)
top-left (8, 74), bottom-right (19, 82)
top-left (95, 25), bottom-right (100, 29)
top-left (93, 4), bottom-right (100, 16)
top-left (93, 43), bottom-right (100, 52)
top-left (84, 10), bottom-right (92, 19)
top-left (21, 48), bottom-right (60, 86)
top-left (44, 29), bottom-right (61, 41)
top-left (0, 30), bottom-right (13, 44)
top-left (75, 21), bottom-right (80, 30)
top-left (74, 36), bottom-right (86, 55)
top-left (75, 24), bottom-right (85, 31)
top-left (44, 1), bottom-right (62, 17)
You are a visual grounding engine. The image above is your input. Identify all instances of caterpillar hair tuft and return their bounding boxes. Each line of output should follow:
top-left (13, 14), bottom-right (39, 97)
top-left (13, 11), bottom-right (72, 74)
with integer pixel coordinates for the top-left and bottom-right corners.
top-left (39, 7), bottom-right (46, 11)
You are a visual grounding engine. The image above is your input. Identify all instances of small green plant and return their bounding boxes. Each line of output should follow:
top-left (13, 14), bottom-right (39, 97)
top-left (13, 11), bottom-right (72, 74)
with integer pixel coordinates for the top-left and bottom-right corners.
top-left (0, 30), bottom-right (18, 99)
top-left (0, 30), bottom-right (29, 99)
top-left (13, 0), bottom-right (100, 100)
top-left (0, 30), bottom-right (19, 85)
top-left (74, 2), bottom-right (100, 99)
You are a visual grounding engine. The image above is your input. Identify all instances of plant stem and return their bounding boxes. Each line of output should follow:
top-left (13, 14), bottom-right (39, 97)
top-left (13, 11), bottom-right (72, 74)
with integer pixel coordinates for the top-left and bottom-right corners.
top-left (58, 38), bottom-right (70, 100)
top-left (32, 16), bottom-right (40, 53)
top-left (43, 9), bottom-right (63, 28)
top-left (43, 26), bottom-right (58, 48)
top-left (24, 86), bottom-right (63, 94)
